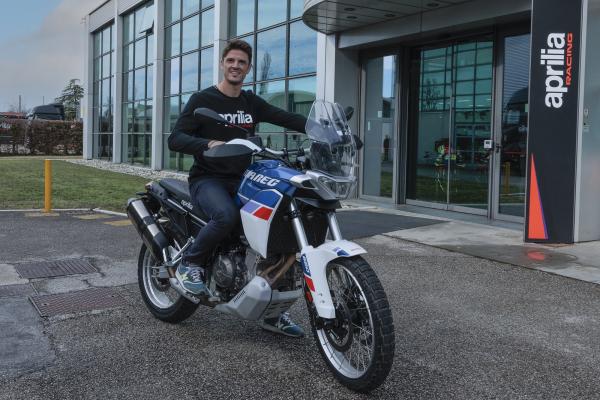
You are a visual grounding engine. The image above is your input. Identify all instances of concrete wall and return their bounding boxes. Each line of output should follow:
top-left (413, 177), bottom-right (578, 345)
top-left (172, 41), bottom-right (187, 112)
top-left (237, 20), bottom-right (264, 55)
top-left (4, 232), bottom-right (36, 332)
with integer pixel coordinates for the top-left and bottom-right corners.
top-left (576, 0), bottom-right (600, 241)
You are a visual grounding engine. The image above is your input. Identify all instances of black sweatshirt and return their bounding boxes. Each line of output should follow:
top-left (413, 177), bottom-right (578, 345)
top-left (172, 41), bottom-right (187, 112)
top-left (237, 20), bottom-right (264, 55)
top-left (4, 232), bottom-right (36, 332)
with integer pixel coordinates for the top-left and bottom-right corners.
top-left (168, 85), bottom-right (307, 182)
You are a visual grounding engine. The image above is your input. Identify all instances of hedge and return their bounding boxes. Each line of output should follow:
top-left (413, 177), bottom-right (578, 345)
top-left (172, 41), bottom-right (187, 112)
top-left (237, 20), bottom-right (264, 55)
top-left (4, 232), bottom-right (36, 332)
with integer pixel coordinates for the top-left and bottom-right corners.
top-left (0, 119), bottom-right (82, 156)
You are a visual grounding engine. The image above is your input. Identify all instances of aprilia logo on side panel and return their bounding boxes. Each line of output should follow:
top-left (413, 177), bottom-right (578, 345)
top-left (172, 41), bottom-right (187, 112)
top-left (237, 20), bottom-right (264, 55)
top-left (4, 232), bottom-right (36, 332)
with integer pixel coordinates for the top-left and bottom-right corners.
top-left (540, 32), bottom-right (574, 109)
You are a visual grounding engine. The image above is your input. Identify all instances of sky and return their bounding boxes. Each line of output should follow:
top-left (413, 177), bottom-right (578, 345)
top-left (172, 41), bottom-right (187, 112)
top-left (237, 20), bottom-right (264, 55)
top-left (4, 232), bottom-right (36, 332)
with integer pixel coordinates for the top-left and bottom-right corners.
top-left (0, 0), bottom-right (99, 111)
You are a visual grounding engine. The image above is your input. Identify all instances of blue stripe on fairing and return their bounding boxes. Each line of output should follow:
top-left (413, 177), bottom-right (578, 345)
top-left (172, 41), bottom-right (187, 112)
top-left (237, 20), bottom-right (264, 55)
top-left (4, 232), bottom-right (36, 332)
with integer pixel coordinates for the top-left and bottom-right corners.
top-left (242, 200), bottom-right (261, 214)
top-left (253, 190), bottom-right (281, 208)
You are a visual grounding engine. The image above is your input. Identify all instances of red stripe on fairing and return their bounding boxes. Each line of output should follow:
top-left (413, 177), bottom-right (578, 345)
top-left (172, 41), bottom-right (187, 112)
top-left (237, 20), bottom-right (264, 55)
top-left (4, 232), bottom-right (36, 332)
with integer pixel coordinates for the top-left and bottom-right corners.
top-left (305, 275), bottom-right (315, 292)
top-left (253, 207), bottom-right (273, 220)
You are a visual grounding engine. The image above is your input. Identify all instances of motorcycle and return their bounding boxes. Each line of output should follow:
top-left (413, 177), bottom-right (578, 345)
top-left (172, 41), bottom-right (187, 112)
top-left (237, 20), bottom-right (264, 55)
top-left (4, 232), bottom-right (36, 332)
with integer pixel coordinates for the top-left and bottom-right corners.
top-left (126, 100), bottom-right (395, 392)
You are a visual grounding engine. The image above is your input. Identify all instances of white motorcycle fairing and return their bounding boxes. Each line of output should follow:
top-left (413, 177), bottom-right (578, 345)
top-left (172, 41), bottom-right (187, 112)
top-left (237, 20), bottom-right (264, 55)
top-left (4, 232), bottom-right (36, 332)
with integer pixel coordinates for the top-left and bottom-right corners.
top-left (300, 239), bottom-right (366, 319)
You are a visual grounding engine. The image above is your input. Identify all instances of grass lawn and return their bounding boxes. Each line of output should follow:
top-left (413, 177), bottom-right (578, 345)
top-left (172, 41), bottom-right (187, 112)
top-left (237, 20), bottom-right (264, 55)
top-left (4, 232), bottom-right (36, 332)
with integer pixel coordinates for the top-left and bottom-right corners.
top-left (0, 158), bottom-right (150, 212)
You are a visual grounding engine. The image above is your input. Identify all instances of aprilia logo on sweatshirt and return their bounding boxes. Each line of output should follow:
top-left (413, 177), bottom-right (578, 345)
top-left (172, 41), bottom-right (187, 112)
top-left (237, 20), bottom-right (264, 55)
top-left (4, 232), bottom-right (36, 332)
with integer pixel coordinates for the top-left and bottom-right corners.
top-left (219, 110), bottom-right (254, 125)
top-left (540, 33), bottom-right (574, 109)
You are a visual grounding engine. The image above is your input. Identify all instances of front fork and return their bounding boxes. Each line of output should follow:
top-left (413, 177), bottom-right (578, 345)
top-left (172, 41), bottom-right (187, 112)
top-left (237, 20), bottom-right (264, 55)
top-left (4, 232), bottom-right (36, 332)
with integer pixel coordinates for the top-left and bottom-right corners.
top-left (289, 201), bottom-right (365, 320)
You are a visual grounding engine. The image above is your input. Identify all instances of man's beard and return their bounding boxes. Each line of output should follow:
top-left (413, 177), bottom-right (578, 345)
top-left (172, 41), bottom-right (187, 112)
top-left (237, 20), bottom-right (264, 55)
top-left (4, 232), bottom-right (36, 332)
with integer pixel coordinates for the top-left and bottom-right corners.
top-left (225, 71), bottom-right (245, 85)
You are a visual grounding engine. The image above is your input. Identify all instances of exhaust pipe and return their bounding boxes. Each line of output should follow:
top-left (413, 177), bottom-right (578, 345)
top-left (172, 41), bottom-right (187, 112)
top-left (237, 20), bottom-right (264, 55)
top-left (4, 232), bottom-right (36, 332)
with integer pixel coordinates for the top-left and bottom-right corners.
top-left (127, 198), bottom-right (170, 263)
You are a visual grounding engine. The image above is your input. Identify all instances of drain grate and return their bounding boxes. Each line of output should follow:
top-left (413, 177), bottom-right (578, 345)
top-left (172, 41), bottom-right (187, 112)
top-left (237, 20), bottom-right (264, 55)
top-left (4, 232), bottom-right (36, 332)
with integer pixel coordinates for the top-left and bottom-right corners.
top-left (30, 287), bottom-right (123, 317)
top-left (15, 259), bottom-right (98, 279)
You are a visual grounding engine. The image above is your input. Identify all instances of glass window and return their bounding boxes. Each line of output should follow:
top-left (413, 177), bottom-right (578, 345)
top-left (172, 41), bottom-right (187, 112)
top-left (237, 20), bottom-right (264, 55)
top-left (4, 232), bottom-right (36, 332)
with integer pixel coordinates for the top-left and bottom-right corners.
top-left (124, 44), bottom-right (134, 71)
top-left (181, 51), bottom-right (199, 93)
top-left (165, 0), bottom-right (180, 25)
top-left (289, 21), bottom-right (317, 75)
top-left (145, 100), bottom-right (153, 132)
top-left (290, 0), bottom-right (304, 19)
top-left (168, 57), bottom-right (180, 95)
top-left (257, 80), bottom-right (285, 133)
top-left (201, 9), bottom-right (213, 47)
top-left (288, 76), bottom-right (316, 117)
top-left (256, 26), bottom-right (286, 81)
top-left (182, 15), bottom-right (199, 53)
top-left (135, 39), bottom-right (146, 68)
top-left (161, 1), bottom-right (218, 168)
top-left (257, 0), bottom-right (287, 29)
top-left (200, 47), bottom-right (213, 90)
top-left (165, 96), bottom-right (180, 131)
top-left (139, 3), bottom-right (155, 33)
top-left (94, 58), bottom-right (101, 81)
top-left (147, 33), bottom-right (155, 64)
top-left (225, 0), bottom-right (317, 151)
top-left (146, 66), bottom-right (154, 99)
top-left (102, 27), bottom-right (111, 54)
top-left (101, 78), bottom-right (111, 106)
top-left (134, 68), bottom-right (146, 100)
top-left (121, 2), bottom-right (155, 165)
top-left (102, 54), bottom-right (110, 78)
top-left (230, 0), bottom-right (254, 37)
top-left (123, 103), bottom-right (134, 132)
top-left (135, 7), bottom-right (145, 39)
top-left (94, 31), bottom-right (102, 56)
top-left (182, 0), bottom-right (199, 18)
top-left (166, 23), bottom-right (181, 58)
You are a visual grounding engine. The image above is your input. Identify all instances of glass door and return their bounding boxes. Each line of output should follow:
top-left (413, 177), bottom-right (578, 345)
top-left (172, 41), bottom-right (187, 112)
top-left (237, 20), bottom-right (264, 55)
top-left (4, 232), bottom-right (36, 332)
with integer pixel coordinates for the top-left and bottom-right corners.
top-left (493, 33), bottom-right (530, 219)
top-left (407, 38), bottom-right (494, 213)
top-left (361, 55), bottom-right (398, 199)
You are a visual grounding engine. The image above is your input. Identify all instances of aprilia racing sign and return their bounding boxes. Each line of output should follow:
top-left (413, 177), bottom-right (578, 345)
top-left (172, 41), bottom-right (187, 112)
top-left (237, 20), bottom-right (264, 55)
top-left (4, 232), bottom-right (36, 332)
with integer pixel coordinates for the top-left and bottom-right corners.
top-left (541, 32), bottom-right (574, 108)
top-left (526, 0), bottom-right (583, 243)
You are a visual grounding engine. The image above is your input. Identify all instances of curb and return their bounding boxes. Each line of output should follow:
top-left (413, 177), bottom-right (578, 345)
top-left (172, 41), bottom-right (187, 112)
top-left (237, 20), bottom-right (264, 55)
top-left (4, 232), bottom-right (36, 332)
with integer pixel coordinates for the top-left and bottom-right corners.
top-left (0, 208), bottom-right (91, 212)
top-left (93, 208), bottom-right (127, 217)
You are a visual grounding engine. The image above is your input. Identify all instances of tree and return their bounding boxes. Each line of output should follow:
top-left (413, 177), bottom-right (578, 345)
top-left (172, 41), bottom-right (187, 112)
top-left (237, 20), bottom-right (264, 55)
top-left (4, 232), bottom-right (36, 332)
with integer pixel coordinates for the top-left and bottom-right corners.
top-left (55, 79), bottom-right (84, 120)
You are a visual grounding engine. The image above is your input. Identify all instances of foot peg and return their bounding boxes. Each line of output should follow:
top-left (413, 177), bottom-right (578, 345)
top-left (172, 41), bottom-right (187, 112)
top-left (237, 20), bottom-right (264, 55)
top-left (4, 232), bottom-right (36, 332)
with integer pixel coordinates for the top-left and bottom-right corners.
top-left (169, 277), bottom-right (202, 304)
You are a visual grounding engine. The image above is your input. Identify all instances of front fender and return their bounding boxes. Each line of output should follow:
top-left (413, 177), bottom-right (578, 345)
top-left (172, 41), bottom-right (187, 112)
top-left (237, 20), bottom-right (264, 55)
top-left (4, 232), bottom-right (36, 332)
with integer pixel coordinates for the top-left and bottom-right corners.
top-left (300, 240), bottom-right (366, 319)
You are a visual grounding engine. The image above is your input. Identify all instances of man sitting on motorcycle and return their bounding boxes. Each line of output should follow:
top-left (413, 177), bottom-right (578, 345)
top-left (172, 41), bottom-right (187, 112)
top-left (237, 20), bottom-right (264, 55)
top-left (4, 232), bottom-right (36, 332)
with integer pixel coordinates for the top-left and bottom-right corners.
top-left (168, 39), bottom-right (307, 337)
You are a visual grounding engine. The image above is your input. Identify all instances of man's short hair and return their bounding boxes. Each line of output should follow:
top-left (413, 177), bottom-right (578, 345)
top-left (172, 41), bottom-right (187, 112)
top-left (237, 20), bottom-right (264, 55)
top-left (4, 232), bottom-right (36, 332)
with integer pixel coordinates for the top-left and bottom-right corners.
top-left (221, 39), bottom-right (252, 65)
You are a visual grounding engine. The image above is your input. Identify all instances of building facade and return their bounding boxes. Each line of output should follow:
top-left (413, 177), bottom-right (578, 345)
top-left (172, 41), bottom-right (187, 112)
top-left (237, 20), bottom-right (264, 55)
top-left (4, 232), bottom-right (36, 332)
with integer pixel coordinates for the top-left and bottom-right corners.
top-left (84, 0), bottom-right (600, 243)
top-left (84, 0), bottom-right (316, 171)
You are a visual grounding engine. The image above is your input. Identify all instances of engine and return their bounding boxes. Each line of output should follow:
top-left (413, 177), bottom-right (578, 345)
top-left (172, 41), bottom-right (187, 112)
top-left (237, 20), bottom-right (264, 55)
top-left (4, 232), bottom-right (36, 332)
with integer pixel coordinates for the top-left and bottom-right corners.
top-left (211, 249), bottom-right (248, 300)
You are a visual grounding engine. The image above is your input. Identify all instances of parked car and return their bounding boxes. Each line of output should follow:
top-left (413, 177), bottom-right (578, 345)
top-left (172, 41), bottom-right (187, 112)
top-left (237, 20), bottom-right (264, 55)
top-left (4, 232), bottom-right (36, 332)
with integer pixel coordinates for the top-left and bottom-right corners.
top-left (27, 103), bottom-right (65, 121)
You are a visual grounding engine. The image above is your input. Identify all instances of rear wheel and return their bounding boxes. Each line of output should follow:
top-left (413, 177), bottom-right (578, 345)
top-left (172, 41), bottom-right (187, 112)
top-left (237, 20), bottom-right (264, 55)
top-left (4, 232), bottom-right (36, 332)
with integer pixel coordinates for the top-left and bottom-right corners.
top-left (137, 243), bottom-right (199, 323)
top-left (308, 256), bottom-right (395, 393)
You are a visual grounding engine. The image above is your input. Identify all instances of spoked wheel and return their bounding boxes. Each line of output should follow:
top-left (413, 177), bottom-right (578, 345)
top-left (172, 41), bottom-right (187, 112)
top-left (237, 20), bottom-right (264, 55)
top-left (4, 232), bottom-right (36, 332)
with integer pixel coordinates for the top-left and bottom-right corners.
top-left (309, 256), bottom-right (395, 393)
top-left (138, 243), bottom-right (199, 323)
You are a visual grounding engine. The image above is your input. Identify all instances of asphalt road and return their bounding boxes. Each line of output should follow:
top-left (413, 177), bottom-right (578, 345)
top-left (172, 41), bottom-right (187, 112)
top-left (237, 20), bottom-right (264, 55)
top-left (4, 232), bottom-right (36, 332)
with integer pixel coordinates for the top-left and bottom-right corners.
top-left (2, 211), bottom-right (600, 399)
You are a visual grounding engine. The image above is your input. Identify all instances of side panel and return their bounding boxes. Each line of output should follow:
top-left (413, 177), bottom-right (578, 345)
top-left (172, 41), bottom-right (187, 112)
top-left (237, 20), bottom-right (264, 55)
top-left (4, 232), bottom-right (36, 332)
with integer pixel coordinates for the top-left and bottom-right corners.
top-left (240, 189), bottom-right (283, 258)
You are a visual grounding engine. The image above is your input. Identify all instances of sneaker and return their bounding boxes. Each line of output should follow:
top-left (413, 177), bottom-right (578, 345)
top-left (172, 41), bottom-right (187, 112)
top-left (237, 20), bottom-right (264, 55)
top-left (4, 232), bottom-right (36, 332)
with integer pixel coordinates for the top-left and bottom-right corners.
top-left (175, 260), bottom-right (209, 296)
top-left (260, 312), bottom-right (305, 338)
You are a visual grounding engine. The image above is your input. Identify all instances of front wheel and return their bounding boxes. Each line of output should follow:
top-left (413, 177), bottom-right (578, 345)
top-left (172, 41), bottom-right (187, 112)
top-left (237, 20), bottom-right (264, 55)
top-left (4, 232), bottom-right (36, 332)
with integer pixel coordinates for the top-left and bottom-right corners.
top-left (308, 256), bottom-right (395, 393)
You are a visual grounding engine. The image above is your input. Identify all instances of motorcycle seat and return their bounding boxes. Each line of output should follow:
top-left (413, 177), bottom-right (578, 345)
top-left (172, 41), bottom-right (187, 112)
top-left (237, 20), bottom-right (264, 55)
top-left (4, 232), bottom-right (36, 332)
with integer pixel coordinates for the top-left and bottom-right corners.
top-left (158, 178), bottom-right (209, 222)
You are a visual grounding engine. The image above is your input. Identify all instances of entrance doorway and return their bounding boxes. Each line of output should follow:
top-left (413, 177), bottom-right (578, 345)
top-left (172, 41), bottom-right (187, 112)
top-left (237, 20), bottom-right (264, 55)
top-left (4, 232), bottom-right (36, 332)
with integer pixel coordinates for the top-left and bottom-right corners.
top-left (491, 33), bottom-right (531, 219)
top-left (406, 38), bottom-right (494, 213)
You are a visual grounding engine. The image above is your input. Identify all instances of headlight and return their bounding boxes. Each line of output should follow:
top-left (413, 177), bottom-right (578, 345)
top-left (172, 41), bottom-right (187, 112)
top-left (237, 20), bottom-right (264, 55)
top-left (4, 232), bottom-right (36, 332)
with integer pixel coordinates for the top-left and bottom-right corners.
top-left (316, 175), bottom-right (356, 199)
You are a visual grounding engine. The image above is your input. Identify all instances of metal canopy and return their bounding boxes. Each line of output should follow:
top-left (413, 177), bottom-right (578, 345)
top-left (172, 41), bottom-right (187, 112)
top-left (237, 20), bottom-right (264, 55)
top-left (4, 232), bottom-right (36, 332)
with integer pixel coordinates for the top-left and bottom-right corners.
top-left (302, 0), bottom-right (475, 34)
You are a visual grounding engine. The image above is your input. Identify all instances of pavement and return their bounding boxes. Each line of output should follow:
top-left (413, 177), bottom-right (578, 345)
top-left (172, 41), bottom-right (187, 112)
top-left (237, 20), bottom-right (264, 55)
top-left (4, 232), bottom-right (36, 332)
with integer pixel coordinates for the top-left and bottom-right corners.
top-left (342, 200), bottom-right (600, 285)
top-left (1, 207), bottom-right (600, 399)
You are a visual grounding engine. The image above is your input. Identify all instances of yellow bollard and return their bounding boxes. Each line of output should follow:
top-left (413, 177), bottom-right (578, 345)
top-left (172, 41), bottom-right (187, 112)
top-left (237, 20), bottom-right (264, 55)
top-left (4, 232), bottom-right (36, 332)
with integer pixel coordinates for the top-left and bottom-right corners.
top-left (44, 159), bottom-right (52, 213)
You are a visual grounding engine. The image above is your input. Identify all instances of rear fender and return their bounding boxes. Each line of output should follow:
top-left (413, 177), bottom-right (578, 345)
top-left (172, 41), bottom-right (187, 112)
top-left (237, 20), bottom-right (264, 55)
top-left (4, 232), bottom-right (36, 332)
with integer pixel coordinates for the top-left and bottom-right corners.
top-left (300, 240), bottom-right (366, 319)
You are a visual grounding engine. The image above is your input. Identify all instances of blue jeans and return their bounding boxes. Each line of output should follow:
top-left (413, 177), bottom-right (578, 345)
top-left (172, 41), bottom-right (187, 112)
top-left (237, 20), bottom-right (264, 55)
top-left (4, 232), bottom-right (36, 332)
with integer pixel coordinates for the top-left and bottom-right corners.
top-left (183, 177), bottom-right (241, 265)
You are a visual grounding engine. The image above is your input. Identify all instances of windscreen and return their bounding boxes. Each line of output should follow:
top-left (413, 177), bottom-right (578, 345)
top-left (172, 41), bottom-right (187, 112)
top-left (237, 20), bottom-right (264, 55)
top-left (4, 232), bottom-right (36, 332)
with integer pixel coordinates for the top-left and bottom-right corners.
top-left (305, 100), bottom-right (356, 178)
